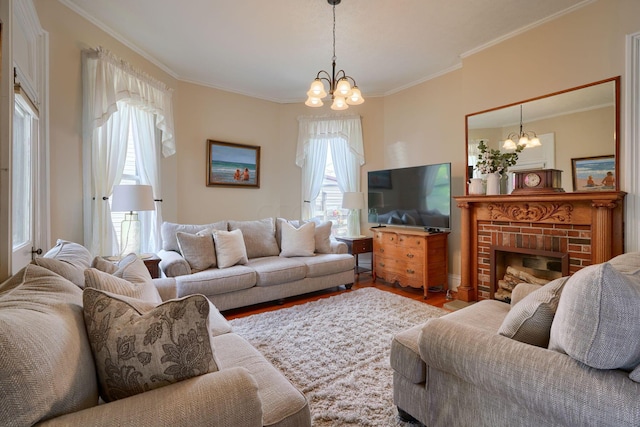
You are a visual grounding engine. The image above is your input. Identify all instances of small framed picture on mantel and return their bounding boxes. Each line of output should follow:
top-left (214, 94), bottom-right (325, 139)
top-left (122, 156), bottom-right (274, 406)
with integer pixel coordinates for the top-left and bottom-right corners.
top-left (207, 140), bottom-right (260, 188)
top-left (571, 155), bottom-right (615, 191)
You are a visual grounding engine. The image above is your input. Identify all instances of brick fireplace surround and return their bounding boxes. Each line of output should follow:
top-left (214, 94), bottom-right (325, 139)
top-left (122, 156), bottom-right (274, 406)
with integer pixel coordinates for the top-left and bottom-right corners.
top-left (454, 191), bottom-right (626, 302)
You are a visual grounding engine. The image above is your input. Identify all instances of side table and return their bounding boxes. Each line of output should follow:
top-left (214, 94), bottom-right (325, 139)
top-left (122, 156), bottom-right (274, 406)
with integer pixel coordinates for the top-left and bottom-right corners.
top-left (335, 236), bottom-right (373, 277)
top-left (104, 254), bottom-right (161, 279)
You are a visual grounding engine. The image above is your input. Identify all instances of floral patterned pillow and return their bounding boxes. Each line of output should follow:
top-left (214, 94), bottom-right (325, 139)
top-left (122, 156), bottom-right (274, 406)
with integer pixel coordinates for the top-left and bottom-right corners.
top-left (82, 288), bottom-right (218, 402)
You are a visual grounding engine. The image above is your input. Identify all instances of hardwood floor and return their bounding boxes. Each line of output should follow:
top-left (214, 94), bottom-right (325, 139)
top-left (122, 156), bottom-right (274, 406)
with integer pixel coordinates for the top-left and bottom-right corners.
top-left (222, 271), bottom-right (455, 320)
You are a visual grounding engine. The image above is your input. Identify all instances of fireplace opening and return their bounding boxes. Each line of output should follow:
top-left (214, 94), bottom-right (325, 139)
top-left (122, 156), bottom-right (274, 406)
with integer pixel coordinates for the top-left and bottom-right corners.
top-left (490, 246), bottom-right (569, 303)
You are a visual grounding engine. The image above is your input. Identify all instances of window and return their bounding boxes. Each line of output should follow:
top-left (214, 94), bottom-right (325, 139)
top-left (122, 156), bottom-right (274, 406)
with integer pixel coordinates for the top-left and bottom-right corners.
top-left (110, 127), bottom-right (141, 251)
top-left (12, 93), bottom-right (38, 251)
top-left (310, 147), bottom-right (348, 236)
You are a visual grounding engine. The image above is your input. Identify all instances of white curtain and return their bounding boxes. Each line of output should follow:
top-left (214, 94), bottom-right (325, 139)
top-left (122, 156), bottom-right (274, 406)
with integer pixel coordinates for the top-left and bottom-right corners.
top-left (131, 107), bottom-right (162, 253)
top-left (296, 115), bottom-right (365, 220)
top-left (298, 138), bottom-right (328, 220)
top-left (88, 102), bottom-right (130, 256)
top-left (82, 47), bottom-right (174, 255)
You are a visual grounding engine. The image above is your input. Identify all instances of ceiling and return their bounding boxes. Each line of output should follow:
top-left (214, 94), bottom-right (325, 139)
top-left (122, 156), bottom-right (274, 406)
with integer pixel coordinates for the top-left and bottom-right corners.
top-left (60, 0), bottom-right (590, 103)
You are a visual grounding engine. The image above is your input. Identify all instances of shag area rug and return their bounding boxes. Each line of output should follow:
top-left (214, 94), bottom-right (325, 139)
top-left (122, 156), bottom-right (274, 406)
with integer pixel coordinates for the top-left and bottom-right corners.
top-left (229, 288), bottom-right (448, 426)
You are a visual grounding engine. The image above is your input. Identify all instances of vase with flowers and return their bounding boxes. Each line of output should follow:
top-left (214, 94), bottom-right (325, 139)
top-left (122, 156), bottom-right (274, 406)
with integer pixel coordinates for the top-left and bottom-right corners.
top-left (476, 140), bottom-right (524, 195)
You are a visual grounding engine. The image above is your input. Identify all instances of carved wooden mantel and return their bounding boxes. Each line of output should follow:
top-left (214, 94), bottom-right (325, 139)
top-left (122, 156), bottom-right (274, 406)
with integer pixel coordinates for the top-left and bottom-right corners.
top-left (453, 191), bottom-right (626, 302)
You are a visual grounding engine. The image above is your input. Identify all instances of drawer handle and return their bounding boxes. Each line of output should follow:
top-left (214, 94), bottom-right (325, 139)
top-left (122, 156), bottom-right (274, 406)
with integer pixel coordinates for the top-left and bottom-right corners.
top-left (380, 248), bottom-right (385, 253)
top-left (380, 262), bottom-right (385, 267)
top-left (390, 237), bottom-right (394, 241)
top-left (406, 269), bottom-right (415, 274)
top-left (406, 253), bottom-right (414, 258)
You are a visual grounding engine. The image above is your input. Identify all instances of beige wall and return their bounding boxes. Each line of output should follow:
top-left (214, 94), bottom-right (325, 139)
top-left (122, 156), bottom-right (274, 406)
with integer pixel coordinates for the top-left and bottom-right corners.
top-left (32, 0), bottom-right (640, 287)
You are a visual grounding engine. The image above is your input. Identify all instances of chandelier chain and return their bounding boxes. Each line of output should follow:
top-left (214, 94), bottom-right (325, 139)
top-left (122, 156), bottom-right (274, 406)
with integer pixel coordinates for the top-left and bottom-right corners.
top-left (332, 3), bottom-right (336, 61)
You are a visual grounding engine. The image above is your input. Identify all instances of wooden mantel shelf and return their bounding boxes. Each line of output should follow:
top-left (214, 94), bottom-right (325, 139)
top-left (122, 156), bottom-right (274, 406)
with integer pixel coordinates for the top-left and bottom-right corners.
top-left (453, 191), bottom-right (626, 302)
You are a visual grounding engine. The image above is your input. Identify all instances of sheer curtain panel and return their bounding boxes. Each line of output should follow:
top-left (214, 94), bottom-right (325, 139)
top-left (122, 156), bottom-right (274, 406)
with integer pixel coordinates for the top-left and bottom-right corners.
top-left (82, 47), bottom-right (175, 256)
top-left (297, 115), bottom-right (365, 220)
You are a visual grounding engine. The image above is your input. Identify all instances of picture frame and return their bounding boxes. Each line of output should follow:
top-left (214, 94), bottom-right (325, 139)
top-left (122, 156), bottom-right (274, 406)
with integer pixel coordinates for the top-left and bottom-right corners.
top-left (368, 170), bottom-right (392, 189)
top-left (207, 140), bottom-right (260, 188)
top-left (571, 155), bottom-right (615, 191)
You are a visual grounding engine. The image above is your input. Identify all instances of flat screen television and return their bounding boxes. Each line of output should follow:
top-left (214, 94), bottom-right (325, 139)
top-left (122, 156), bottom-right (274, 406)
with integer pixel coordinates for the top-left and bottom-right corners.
top-left (367, 162), bottom-right (451, 231)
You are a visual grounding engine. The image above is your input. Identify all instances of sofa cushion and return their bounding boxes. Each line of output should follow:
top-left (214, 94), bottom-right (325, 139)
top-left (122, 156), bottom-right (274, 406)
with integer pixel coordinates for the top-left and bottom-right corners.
top-left (280, 221), bottom-right (316, 257)
top-left (161, 221), bottom-right (227, 252)
top-left (213, 333), bottom-right (310, 427)
top-left (83, 288), bottom-right (219, 402)
top-left (176, 265), bottom-right (257, 297)
top-left (302, 253), bottom-right (355, 278)
top-left (498, 277), bottom-right (567, 347)
top-left (229, 218), bottom-right (280, 259)
top-left (213, 229), bottom-right (249, 268)
top-left (0, 265), bottom-right (98, 426)
top-left (32, 239), bottom-right (93, 288)
top-left (177, 229), bottom-right (217, 272)
top-left (248, 256), bottom-right (307, 287)
top-left (549, 261), bottom-right (640, 371)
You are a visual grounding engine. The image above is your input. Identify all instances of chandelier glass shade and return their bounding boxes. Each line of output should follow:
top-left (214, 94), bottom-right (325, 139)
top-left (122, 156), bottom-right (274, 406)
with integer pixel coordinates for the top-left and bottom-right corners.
top-left (502, 105), bottom-right (541, 150)
top-left (305, 0), bottom-right (364, 111)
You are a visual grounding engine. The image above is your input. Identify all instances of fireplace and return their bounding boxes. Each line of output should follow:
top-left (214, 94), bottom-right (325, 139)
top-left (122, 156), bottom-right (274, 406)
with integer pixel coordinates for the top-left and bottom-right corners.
top-left (490, 246), bottom-right (569, 302)
top-left (454, 191), bottom-right (625, 302)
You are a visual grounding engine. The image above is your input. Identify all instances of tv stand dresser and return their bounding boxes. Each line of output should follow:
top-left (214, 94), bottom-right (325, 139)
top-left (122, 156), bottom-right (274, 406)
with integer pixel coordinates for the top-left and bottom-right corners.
top-left (371, 227), bottom-right (449, 298)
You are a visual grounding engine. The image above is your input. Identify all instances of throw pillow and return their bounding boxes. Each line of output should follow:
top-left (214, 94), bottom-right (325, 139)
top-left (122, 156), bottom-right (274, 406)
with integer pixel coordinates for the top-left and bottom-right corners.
top-left (549, 262), bottom-right (640, 371)
top-left (176, 229), bottom-right (217, 272)
top-left (43, 239), bottom-right (93, 267)
top-left (277, 218), bottom-right (333, 254)
top-left (0, 265), bottom-right (98, 426)
top-left (92, 256), bottom-right (119, 274)
top-left (112, 254), bottom-right (163, 304)
top-left (161, 221), bottom-right (227, 252)
top-left (309, 219), bottom-right (333, 254)
top-left (498, 277), bottom-right (567, 347)
top-left (212, 229), bottom-right (249, 268)
top-left (280, 221), bottom-right (316, 257)
top-left (85, 268), bottom-right (162, 304)
top-left (82, 288), bottom-right (218, 402)
top-left (228, 218), bottom-right (280, 258)
top-left (32, 239), bottom-right (93, 288)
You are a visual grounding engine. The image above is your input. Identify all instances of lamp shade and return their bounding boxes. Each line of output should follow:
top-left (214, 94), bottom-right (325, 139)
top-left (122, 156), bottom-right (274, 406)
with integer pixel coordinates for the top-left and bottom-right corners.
top-left (111, 185), bottom-right (155, 212)
top-left (342, 192), bottom-right (364, 210)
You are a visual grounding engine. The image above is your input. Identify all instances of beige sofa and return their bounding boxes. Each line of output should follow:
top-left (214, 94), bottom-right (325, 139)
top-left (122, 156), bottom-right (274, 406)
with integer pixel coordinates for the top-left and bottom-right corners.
top-left (391, 252), bottom-right (640, 427)
top-left (157, 218), bottom-right (356, 311)
top-left (0, 240), bottom-right (311, 426)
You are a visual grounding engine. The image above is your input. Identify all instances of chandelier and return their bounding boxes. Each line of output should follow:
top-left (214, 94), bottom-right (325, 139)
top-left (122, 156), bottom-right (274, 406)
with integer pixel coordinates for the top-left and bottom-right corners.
top-left (502, 105), bottom-right (541, 149)
top-left (305, 0), bottom-right (364, 110)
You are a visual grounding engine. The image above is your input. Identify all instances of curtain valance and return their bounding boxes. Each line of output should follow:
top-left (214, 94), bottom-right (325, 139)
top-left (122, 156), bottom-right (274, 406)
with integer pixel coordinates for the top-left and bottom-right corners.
top-left (296, 115), bottom-right (364, 167)
top-left (83, 46), bottom-right (176, 157)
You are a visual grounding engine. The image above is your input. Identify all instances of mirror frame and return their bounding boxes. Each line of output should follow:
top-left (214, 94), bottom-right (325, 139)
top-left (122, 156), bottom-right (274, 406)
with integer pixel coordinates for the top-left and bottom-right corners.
top-left (465, 76), bottom-right (620, 195)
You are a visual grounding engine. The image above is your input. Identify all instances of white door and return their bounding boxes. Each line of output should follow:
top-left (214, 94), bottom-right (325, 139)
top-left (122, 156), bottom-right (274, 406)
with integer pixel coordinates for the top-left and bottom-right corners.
top-left (11, 91), bottom-right (39, 273)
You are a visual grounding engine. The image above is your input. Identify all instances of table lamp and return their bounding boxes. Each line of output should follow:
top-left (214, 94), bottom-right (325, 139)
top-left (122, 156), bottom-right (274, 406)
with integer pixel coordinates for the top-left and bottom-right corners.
top-left (342, 192), bottom-right (364, 237)
top-left (111, 184), bottom-right (155, 256)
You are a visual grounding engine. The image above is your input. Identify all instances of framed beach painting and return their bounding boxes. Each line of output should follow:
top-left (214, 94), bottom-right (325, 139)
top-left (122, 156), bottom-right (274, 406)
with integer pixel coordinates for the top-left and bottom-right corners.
top-left (571, 155), bottom-right (615, 191)
top-left (207, 140), bottom-right (260, 188)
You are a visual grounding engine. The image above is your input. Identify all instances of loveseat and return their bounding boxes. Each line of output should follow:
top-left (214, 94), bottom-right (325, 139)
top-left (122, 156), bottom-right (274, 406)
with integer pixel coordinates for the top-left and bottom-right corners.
top-left (156, 218), bottom-right (356, 311)
top-left (391, 252), bottom-right (640, 427)
top-left (0, 240), bottom-right (311, 426)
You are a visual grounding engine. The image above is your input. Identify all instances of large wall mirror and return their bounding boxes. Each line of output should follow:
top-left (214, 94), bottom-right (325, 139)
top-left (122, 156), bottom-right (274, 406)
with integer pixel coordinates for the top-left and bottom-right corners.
top-left (466, 76), bottom-right (620, 194)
